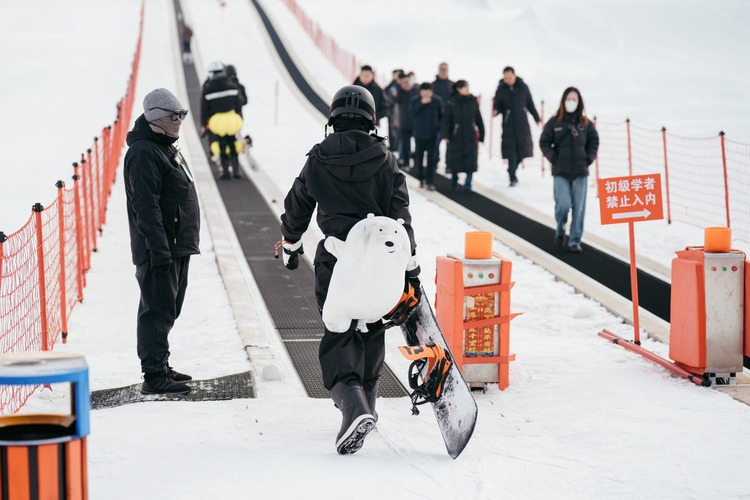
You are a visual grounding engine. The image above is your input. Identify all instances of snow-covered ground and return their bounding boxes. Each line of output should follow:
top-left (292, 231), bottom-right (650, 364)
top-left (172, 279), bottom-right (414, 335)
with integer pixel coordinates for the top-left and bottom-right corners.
top-left (3, 0), bottom-right (750, 498)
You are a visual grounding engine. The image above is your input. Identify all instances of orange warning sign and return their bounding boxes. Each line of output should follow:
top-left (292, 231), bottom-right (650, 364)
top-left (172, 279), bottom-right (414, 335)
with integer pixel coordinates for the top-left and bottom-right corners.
top-left (597, 174), bottom-right (664, 225)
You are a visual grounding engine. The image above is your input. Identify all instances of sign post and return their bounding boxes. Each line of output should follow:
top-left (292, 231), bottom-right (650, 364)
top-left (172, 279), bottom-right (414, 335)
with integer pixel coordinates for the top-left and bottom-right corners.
top-left (598, 174), bottom-right (664, 344)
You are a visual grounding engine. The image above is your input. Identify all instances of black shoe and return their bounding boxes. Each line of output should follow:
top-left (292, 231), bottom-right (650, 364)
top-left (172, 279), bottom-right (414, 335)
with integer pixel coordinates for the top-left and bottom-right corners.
top-left (220, 170), bottom-right (231, 180)
top-left (141, 373), bottom-right (191, 395)
top-left (166, 366), bottom-right (193, 383)
top-left (419, 180), bottom-right (425, 188)
top-left (233, 171), bottom-right (242, 179)
top-left (331, 382), bottom-right (375, 455)
top-left (509, 180), bottom-right (518, 187)
top-left (568, 244), bottom-right (583, 253)
top-left (427, 184), bottom-right (436, 191)
top-left (554, 234), bottom-right (569, 248)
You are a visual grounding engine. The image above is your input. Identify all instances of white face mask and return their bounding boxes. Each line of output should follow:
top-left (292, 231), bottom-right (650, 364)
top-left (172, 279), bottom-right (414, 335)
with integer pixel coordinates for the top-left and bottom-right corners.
top-left (565, 100), bottom-right (578, 113)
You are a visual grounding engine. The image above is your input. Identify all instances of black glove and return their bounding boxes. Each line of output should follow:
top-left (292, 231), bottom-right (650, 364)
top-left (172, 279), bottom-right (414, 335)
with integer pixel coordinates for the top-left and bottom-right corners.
top-left (274, 239), bottom-right (304, 270)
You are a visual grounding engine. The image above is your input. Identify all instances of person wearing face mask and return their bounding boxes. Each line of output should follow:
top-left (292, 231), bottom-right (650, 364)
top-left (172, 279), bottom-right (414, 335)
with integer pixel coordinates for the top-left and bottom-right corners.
top-left (539, 87), bottom-right (599, 253)
top-left (124, 88), bottom-right (201, 395)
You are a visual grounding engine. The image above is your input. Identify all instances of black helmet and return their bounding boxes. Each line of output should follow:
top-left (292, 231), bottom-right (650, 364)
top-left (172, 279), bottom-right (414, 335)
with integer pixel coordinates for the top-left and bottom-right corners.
top-left (328, 85), bottom-right (376, 127)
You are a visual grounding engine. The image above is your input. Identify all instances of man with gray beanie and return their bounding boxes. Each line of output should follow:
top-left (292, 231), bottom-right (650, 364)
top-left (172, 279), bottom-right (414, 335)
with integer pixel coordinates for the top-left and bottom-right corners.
top-left (124, 88), bottom-right (200, 395)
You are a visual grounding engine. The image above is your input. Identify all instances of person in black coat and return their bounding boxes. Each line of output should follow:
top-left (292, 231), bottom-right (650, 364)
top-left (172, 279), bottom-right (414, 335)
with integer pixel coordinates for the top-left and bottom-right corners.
top-left (279, 85), bottom-right (420, 455)
top-left (492, 67), bottom-right (540, 186)
top-left (201, 61), bottom-right (244, 179)
top-left (353, 65), bottom-right (385, 127)
top-left (124, 88), bottom-right (200, 395)
top-left (539, 87), bottom-right (599, 253)
top-left (442, 80), bottom-right (485, 191)
top-left (431, 62), bottom-right (454, 105)
top-left (396, 73), bottom-right (419, 167)
top-left (383, 69), bottom-right (404, 153)
top-left (409, 82), bottom-right (443, 190)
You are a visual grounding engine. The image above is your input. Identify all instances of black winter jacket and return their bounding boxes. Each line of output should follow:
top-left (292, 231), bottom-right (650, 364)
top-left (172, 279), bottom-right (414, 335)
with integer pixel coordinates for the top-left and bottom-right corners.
top-left (281, 130), bottom-right (416, 263)
top-left (441, 94), bottom-right (485, 173)
top-left (353, 77), bottom-right (386, 125)
top-left (409, 94), bottom-right (443, 140)
top-left (124, 115), bottom-right (201, 267)
top-left (539, 113), bottom-right (600, 178)
top-left (397, 86), bottom-right (419, 131)
top-left (200, 75), bottom-right (243, 125)
top-left (431, 76), bottom-right (454, 108)
top-left (492, 77), bottom-right (540, 160)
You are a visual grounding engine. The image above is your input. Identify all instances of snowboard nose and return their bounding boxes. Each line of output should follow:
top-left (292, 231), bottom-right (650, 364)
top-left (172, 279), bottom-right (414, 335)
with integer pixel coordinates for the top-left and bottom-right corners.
top-left (385, 241), bottom-right (394, 247)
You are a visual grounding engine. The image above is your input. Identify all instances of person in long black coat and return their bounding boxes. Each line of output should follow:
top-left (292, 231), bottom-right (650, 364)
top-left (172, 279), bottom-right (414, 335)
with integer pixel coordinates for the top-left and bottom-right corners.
top-left (396, 74), bottom-right (419, 166)
top-left (539, 86), bottom-right (599, 253)
top-left (441, 80), bottom-right (484, 190)
top-left (492, 67), bottom-right (540, 186)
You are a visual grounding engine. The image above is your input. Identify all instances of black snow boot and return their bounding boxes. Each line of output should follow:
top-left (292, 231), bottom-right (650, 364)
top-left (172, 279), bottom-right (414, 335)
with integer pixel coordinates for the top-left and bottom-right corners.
top-left (141, 371), bottom-right (191, 395)
top-left (363, 379), bottom-right (380, 422)
top-left (331, 381), bottom-right (376, 455)
top-left (166, 366), bottom-right (193, 383)
top-left (231, 155), bottom-right (241, 178)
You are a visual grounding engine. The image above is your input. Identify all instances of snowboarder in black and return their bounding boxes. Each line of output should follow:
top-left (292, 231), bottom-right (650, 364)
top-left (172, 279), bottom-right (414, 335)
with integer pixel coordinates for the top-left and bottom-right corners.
top-left (278, 85), bottom-right (420, 455)
top-left (124, 88), bottom-right (199, 395)
top-left (200, 61), bottom-right (243, 179)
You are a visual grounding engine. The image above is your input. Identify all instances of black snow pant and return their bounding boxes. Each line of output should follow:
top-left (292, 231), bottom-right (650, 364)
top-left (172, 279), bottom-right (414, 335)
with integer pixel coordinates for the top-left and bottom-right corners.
top-left (217, 135), bottom-right (239, 172)
top-left (135, 256), bottom-right (191, 374)
top-left (414, 136), bottom-right (438, 185)
top-left (315, 255), bottom-right (387, 391)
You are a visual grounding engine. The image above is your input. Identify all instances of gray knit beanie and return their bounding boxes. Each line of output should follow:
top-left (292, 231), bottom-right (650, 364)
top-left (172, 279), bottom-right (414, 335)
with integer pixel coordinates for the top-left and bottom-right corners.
top-left (143, 88), bottom-right (185, 121)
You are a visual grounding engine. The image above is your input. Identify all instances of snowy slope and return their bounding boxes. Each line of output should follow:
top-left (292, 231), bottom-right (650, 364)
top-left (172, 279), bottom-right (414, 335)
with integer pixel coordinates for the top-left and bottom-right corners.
top-left (4, 0), bottom-right (750, 498)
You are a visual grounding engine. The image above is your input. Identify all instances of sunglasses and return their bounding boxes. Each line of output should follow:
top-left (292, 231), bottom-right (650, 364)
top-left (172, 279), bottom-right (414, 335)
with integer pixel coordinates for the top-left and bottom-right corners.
top-left (149, 107), bottom-right (189, 122)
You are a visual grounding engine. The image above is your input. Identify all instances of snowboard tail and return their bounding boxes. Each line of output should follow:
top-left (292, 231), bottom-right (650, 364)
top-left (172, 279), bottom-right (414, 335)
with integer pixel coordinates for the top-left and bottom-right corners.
top-left (400, 288), bottom-right (478, 459)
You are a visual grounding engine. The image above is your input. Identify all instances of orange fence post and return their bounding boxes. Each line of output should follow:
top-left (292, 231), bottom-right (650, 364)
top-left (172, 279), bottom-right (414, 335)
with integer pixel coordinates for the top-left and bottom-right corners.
top-left (33, 203), bottom-right (49, 351)
top-left (626, 118), bottom-right (632, 176)
top-left (94, 137), bottom-right (106, 228)
top-left (628, 221), bottom-right (640, 344)
top-left (55, 181), bottom-right (69, 344)
top-left (79, 155), bottom-right (91, 271)
top-left (72, 163), bottom-right (85, 300)
top-left (720, 131), bottom-right (730, 228)
top-left (84, 151), bottom-right (97, 253)
top-left (661, 127), bottom-right (672, 224)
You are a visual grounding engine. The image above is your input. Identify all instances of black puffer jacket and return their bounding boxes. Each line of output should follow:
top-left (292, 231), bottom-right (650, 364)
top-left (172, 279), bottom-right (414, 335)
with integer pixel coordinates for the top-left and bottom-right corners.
top-left (397, 86), bottom-right (419, 131)
top-left (200, 75), bottom-right (242, 125)
top-left (281, 130), bottom-right (416, 263)
top-left (492, 77), bottom-right (540, 160)
top-left (124, 115), bottom-right (201, 267)
top-left (409, 94), bottom-right (443, 140)
top-left (442, 94), bottom-right (485, 173)
top-left (431, 76), bottom-right (454, 108)
top-left (539, 113), bottom-right (599, 178)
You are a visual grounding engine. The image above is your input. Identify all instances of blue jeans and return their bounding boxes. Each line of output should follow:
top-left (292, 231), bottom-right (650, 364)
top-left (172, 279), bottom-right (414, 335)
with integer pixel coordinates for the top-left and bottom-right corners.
top-left (451, 172), bottom-right (473, 189)
top-left (553, 176), bottom-right (587, 246)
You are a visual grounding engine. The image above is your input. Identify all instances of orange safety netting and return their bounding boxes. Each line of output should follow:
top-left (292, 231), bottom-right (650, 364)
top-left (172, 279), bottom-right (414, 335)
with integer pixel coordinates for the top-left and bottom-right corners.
top-left (0, 1), bottom-right (144, 415)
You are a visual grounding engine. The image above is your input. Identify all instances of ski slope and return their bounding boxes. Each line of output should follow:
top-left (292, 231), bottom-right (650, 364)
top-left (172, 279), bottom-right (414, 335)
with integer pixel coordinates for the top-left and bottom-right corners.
top-left (3, 0), bottom-right (750, 498)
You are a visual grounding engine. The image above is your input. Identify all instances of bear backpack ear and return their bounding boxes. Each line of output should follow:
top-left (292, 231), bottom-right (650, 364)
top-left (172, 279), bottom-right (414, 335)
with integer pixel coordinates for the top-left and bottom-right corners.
top-left (367, 213), bottom-right (375, 219)
top-left (396, 218), bottom-right (405, 225)
top-left (324, 236), bottom-right (345, 258)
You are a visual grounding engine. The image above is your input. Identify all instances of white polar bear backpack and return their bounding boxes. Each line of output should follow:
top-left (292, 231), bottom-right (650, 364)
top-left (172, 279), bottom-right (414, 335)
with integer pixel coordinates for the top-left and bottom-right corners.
top-left (322, 214), bottom-right (411, 333)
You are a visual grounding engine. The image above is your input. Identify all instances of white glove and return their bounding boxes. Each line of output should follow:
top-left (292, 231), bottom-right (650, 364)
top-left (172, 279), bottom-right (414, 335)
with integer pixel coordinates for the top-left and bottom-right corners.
top-left (274, 239), bottom-right (304, 270)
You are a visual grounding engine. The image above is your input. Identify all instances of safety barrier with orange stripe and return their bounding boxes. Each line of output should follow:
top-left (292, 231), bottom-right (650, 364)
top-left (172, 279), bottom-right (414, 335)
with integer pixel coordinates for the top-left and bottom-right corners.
top-left (0, 2), bottom-right (144, 415)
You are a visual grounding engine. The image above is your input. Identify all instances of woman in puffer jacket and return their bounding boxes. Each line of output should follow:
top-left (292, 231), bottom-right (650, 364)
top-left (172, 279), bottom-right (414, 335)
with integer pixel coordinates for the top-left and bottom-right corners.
top-left (539, 87), bottom-right (599, 253)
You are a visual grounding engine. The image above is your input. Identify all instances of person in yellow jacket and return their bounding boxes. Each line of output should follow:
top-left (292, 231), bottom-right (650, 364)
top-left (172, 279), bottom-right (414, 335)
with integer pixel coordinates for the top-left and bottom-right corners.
top-left (200, 61), bottom-right (244, 179)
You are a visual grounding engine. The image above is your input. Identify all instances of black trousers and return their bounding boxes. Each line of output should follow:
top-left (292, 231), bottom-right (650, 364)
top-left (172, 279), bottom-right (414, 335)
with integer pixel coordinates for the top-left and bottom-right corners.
top-left (414, 137), bottom-right (438, 185)
top-left (135, 256), bottom-right (190, 374)
top-left (315, 256), bottom-right (387, 390)
top-left (217, 135), bottom-right (238, 169)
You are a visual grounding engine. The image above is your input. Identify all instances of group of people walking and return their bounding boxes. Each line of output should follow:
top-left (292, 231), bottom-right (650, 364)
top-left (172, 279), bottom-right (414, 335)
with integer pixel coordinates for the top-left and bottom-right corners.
top-left (366, 62), bottom-right (599, 252)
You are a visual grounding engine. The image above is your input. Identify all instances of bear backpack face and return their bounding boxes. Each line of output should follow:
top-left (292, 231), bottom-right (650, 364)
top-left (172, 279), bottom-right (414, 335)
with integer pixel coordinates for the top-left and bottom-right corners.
top-left (349, 217), bottom-right (410, 264)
